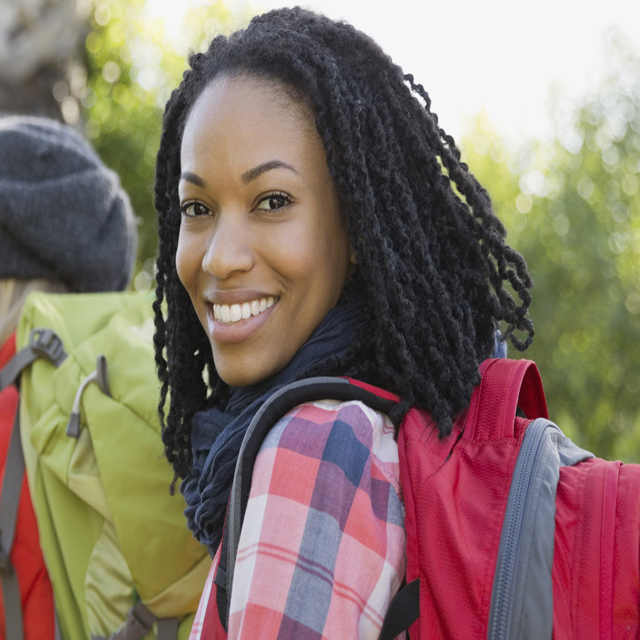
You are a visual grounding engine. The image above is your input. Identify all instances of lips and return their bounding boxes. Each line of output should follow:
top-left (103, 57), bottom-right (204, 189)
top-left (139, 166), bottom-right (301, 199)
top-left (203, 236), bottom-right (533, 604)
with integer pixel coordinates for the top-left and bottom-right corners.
top-left (206, 295), bottom-right (279, 344)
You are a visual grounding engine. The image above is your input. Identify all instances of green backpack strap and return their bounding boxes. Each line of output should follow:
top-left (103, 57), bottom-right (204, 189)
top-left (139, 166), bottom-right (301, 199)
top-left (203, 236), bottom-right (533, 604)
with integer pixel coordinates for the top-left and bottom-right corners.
top-left (91, 602), bottom-right (179, 640)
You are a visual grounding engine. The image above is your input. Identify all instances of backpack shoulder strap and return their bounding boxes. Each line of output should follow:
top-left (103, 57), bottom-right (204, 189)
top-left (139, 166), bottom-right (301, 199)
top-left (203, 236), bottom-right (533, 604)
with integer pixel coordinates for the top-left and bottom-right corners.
top-left (488, 416), bottom-right (593, 639)
top-left (0, 333), bottom-right (67, 640)
top-left (216, 376), bottom-right (397, 631)
top-left (92, 601), bottom-right (179, 640)
top-left (0, 329), bottom-right (66, 393)
top-left (0, 402), bottom-right (26, 640)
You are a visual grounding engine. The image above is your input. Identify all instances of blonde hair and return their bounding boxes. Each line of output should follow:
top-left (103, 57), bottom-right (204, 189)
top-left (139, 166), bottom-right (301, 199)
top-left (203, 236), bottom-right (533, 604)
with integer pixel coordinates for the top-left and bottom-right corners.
top-left (0, 279), bottom-right (67, 346)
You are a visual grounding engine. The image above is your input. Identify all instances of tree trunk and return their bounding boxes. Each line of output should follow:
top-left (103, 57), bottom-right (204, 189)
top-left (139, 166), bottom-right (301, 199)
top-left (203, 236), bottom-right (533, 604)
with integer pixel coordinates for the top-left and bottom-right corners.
top-left (0, 0), bottom-right (87, 123)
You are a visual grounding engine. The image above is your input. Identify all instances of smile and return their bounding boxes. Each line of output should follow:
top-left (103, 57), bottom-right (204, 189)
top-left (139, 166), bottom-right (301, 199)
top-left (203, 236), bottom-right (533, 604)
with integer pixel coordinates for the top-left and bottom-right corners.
top-left (213, 296), bottom-right (276, 324)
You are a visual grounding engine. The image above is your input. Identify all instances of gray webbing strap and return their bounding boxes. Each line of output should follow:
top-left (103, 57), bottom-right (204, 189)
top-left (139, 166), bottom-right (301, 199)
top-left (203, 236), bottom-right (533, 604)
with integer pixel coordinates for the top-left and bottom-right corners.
top-left (0, 328), bottom-right (66, 639)
top-left (0, 328), bottom-right (66, 394)
top-left (93, 601), bottom-right (179, 640)
top-left (488, 418), bottom-right (594, 639)
top-left (54, 611), bottom-right (62, 640)
top-left (0, 348), bottom-right (38, 392)
top-left (0, 405), bottom-right (26, 640)
top-left (156, 617), bottom-right (179, 640)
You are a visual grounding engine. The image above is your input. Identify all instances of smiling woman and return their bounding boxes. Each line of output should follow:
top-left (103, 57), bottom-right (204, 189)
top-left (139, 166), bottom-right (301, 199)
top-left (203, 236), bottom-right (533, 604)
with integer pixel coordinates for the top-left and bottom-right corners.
top-left (176, 76), bottom-right (355, 387)
top-left (152, 7), bottom-right (534, 640)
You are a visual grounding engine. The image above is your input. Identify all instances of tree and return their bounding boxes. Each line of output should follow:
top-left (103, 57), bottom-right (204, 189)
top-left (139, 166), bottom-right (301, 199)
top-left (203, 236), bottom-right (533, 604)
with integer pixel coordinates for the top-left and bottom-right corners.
top-left (0, 0), bottom-right (87, 120)
top-left (463, 32), bottom-right (640, 461)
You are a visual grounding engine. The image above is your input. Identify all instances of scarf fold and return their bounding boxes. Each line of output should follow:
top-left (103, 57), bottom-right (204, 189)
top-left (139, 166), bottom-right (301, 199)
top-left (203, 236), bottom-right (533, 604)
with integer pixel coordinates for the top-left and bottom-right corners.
top-left (181, 293), bottom-right (365, 555)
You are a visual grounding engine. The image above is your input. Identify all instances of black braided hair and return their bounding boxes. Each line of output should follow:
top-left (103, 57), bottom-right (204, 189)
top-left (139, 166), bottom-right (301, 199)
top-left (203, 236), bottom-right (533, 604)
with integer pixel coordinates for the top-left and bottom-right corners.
top-left (154, 7), bottom-right (534, 481)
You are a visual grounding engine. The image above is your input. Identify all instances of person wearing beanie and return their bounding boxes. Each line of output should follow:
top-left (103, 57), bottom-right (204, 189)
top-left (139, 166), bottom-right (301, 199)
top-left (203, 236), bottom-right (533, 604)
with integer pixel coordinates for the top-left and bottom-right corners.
top-left (0, 115), bottom-right (138, 345)
top-left (0, 116), bottom-right (138, 293)
top-left (0, 116), bottom-right (138, 640)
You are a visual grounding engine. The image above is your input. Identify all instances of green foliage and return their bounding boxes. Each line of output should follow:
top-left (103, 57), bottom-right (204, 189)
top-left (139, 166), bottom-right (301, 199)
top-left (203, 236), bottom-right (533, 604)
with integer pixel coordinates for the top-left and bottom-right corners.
top-left (463, 36), bottom-right (640, 461)
top-left (81, 0), bottom-right (237, 286)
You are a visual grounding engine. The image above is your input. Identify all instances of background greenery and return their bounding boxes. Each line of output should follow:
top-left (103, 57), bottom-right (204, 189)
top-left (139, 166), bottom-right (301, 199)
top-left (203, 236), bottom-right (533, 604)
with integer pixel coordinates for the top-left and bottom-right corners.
top-left (3, 1), bottom-right (639, 461)
top-left (81, 0), bottom-right (242, 288)
top-left (463, 33), bottom-right (640, 461)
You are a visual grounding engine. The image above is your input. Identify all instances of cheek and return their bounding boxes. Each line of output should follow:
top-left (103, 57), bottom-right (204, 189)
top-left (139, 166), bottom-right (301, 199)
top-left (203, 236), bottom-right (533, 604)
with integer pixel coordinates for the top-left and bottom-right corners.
top-left (281, 220), bottom-right (350, 300)
top-left (268, 224), bottom-right (328, 279)
top-left (175, 228), bottom-right (200, 293)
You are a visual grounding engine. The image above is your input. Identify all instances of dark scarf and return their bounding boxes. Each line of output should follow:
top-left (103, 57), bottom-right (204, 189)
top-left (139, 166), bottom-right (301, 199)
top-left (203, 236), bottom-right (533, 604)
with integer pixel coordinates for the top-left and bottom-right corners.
top-left (181, 292), bottom-right (365, 555)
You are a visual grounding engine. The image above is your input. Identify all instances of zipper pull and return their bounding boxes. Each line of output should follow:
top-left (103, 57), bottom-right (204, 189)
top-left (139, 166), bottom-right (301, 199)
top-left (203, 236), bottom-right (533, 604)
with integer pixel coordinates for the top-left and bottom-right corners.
top-left (66, 355), bottom-right (111, 438)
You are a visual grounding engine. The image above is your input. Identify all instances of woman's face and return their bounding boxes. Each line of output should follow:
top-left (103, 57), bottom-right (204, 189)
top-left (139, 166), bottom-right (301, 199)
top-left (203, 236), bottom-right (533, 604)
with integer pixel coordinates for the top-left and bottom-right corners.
top-left (177, 75), bottom-right (356, 387)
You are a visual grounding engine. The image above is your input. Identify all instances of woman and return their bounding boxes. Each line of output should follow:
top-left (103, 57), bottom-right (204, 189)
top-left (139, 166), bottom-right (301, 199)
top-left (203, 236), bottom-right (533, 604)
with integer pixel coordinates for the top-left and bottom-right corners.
top-left (153, 8), bottom-right (533, 638)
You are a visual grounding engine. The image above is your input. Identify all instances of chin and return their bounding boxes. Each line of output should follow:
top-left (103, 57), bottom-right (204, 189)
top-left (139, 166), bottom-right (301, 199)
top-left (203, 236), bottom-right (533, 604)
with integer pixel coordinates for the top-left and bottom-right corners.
top-left (215, 363), bottom-right (276, 388)
top-left (212, 346), bottom-right (293, 388)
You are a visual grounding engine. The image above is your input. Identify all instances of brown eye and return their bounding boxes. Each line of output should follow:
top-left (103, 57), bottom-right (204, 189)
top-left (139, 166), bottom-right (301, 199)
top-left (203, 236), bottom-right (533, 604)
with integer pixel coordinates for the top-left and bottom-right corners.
top-left (256, 192), bottom-right (292, 211)
top-left (181, 202), bottom-right (211, 217)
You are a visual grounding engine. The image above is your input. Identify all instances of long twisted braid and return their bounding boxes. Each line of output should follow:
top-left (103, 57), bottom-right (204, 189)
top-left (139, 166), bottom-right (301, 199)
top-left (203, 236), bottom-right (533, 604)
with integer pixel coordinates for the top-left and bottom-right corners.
top-left (154, 7), bottom-right (534, 482)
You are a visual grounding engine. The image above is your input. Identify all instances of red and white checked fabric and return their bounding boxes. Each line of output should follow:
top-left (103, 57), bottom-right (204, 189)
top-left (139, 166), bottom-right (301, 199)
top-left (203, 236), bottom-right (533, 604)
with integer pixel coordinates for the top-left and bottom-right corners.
top-left (190, 399), bottom-right (406, 640)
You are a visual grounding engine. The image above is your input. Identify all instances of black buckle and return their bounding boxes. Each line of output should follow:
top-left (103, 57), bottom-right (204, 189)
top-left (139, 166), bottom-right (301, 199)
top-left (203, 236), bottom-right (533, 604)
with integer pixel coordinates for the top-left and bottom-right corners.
top-left (29, 329), bottom-right (66, 366)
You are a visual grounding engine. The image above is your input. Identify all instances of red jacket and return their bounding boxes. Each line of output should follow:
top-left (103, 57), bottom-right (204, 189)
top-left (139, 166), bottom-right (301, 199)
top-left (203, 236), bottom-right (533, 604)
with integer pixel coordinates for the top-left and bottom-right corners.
top-left (0, 335), bottom-right (55, 640)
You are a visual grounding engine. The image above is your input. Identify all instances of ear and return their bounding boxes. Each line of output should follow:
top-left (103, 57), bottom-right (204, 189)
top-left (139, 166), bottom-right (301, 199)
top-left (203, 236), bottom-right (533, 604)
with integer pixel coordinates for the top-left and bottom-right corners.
top-left (349, 244), bottom-right (358, 265)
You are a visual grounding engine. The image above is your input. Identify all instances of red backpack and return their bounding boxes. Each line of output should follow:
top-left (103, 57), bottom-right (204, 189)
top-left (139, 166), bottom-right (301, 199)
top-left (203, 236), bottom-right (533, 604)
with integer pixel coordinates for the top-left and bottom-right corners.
top-left (214, 359), bottom-right (640, 638)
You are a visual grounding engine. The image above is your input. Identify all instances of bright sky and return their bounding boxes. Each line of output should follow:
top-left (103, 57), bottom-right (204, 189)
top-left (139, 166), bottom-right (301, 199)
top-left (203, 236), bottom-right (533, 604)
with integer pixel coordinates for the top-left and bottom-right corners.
top-left (149, 0), bottom-right (640, 147)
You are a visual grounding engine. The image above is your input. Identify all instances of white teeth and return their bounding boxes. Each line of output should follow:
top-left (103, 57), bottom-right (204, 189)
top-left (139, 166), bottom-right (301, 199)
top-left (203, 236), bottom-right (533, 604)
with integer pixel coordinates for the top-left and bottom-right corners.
top-left (230, 304), bottom-right (242, 322)
top-left (213, 297), bottom-right (277, 324)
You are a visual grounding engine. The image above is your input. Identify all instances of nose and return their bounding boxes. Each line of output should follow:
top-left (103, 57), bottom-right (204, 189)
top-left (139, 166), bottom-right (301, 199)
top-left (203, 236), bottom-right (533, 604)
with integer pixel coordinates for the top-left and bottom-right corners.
top-left (202, 213), bottom-right (255, 280)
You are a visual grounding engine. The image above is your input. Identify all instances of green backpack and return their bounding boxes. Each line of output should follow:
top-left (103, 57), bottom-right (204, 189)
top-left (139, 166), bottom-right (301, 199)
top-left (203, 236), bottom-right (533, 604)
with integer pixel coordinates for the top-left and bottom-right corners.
top-left (13, 291), bottom-right (209, 640)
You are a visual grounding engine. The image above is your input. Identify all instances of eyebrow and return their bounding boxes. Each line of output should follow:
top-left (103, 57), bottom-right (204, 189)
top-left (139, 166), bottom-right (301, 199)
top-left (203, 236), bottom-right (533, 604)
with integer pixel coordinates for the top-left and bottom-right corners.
top-left (180, 171), bottom-right (206, 187)
top-left (241, 160), bottom-right (298, 184)
top-left (179, 161), bottom-right (298, 188)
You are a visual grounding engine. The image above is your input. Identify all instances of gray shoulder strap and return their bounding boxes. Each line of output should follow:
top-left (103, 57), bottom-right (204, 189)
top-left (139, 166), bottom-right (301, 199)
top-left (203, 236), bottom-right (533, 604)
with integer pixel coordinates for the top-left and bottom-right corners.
top-left (156, 617), bottom-right (179, 640)
top-left (0, 328), bottom-right (67, 393)
top-left (0, 404), bottom-right (26, 640)
top-left (220, 376), bottom-right (393, 626)
top-left (0, 329), bottom-right (67, 638)
top-left (488, 418), bottom-right (594, 640)
top-left (0, 328), bottom-right (67, 640)
top-left (92, 601), bottom-right (179, 640)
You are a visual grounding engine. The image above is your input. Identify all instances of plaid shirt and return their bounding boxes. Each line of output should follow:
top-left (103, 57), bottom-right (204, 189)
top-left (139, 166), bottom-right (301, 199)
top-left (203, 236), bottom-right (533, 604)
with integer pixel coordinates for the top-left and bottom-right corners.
top-left (190, 399), bottom-right (406, 639)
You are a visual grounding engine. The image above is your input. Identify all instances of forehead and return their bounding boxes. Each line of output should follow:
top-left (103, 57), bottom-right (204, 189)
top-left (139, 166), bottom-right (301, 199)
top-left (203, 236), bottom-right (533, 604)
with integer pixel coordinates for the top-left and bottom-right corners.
top-left (181, 75), bottom-right (317, 158)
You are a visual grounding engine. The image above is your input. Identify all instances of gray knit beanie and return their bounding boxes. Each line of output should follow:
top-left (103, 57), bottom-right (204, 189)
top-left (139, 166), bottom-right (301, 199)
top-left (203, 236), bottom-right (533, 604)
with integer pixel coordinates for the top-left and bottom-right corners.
top-left (0, 116), bottom-right (138, 292)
